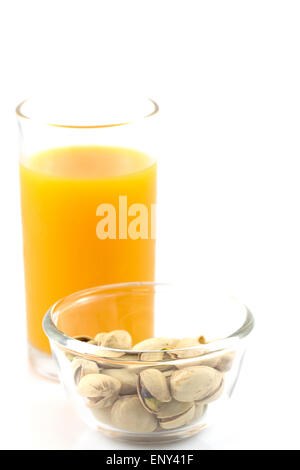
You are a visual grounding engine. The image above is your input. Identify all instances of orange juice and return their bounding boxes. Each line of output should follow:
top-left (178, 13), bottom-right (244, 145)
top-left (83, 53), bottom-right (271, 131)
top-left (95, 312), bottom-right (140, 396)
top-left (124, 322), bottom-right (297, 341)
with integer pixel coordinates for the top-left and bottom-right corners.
top-left (20, 146), bottom-right (156, 353)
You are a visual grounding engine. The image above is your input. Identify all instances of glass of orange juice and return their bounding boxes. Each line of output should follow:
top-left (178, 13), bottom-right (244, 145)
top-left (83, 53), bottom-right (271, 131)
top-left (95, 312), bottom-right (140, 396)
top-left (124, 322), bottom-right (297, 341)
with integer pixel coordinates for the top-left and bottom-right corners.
top-left (17, 94), bottom-right (159, 378)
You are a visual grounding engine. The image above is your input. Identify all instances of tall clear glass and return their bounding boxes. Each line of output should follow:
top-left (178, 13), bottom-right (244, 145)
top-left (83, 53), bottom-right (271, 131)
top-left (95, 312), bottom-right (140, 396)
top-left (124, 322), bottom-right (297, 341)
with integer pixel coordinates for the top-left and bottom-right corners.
top-left (17, 94), bottom-right (159, 378)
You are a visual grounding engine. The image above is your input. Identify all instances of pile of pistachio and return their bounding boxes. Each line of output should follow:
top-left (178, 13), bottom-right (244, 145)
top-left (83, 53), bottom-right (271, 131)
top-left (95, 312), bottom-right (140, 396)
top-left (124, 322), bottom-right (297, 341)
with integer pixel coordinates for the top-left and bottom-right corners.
top-left (69, 330), bottom-right (235, 433)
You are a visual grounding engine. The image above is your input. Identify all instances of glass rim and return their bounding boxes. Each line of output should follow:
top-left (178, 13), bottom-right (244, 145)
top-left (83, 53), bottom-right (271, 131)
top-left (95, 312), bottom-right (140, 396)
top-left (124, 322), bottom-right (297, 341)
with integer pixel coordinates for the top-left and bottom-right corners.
top-left (43, 282), bottom-right (255, 362)
top-left (16, 97), bottom-right (159, 129)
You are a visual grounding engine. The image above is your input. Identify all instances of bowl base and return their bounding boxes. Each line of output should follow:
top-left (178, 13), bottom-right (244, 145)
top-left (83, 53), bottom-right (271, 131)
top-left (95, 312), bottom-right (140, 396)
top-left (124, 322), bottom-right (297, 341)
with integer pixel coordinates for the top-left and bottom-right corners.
top-left (28, 343), bottom-right (59, 381)
top-left (94, 422), bottom-right (208, 444)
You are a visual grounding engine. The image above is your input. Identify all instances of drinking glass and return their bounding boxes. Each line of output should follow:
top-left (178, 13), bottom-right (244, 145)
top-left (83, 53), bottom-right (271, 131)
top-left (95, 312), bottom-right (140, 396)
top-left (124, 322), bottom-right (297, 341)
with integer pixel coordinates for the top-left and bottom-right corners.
top-left (17, 94), bottom-right (159, 378)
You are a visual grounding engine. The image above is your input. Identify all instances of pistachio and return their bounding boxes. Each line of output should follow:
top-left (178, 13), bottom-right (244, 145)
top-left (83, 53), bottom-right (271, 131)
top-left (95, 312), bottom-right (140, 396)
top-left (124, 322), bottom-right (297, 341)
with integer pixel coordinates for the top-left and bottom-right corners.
top-left (215, 351), bottom-right (236, 372)
top-left (195, 355), bottom-right (220, 369)
top-left (77, 373), bottom-right (121, 409)
top-left (157, 399), bottom-right (193, 419)
top-left (195, 402), bottom-right (207, 419)
top-left (72, 358), bottom-right (99, 385)
top-left (94, 332), bottom-right (108, 346)
top-left (133, 337), bottom-right (178, 351)
top-left (111, 395), bottom-right (157, 432)
top-left (133, 337), bottom-right (178, 362)
top-left (94, 349), bottom-right (125, 359)
top-left (199, 377), bottom-right (224, 404)
top-left (126, 364), bottom-right (152, 375)
top-left (90, 406), bottom-right (112, 425)
top-left (102, 369), bottom-right (137, 395)
top-left (168, 338), bottom-right (206, 359)
top-left (72, 329), bottom-right (230, 434)
top-left (162, 368), bottom-right (176, 378)
top-left (175, 353), bottom-right (219, 370)
top-left (187, 350), bottom-right (236, 371)
top-left (158, 401), bottom-right (196, 430)
top-left (86, 393), bottom-right (118, 409)
top-left (170, 366), bottom-right (223, 403)
top-left (111, 354), bottom-right (142, 373)
top-left (137, 368), bottom-right (171, 412)
top-left (101, 330), bottom-right (132, 349)
top-left (119, 353), bottom-right (140, 363)
top-left (139, 351), bottom-right (166, 362)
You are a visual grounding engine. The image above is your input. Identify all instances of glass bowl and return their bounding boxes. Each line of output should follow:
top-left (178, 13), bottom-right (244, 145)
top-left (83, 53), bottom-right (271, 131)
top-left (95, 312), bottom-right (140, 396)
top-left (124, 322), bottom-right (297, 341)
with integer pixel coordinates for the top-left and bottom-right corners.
top-left (43, 282), bottom-right (254, 444)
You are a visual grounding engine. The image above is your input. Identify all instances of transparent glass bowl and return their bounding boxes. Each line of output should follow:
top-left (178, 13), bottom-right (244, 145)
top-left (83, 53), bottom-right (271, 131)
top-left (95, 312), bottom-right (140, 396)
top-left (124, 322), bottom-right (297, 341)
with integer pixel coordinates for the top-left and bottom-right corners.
top-left (43, 282), bottom-right (254, 443)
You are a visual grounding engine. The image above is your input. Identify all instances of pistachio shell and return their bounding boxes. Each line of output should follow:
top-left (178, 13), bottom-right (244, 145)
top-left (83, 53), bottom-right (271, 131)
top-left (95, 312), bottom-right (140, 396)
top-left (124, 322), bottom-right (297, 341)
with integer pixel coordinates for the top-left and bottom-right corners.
top-left (126, 364), bottom-right (151, 374)
top-left (140, 369), bottom-right (171, 402)
top-left (94, 332), bottom-right (108, 346)
top-left (90, 406), bottom-right (112, 425)
top-left (111, 395), bottom-right (157, 432)
top-left (168, 338), bottom-right (206, 359)
top-left (94, 349), bottom-right (125, 359)
top-left (120, 353), bottom-right (140, 362)
top-left (170, 366), bottom-right (223, 402)
top-left (157, 399), bottom-right (193, 419)
top-left (162, 368), bottom-right (176, 378)
top-left (215, 351), bottom-right (236, 372)
top-left (101, 330), bottom-right (132, 349)
top-left (139, 351), bottom-right (166, 362)
top-left (175, 354), bottom-right (219, 369)
top-left (185, 350), bottom-right (236, 371)
top-left (199, 377), bottom-right (224, 404)
top-left (102, 369), bottom-right (137, 395)
top-left (77, 373), bottom-right (121, 408)
top-left (195, 402), bottom-right (207, 419)
top-left (133, 337), bottom-right (178, 351)
top-left (72, 358), bottom-right (99, 385)
top-left (141, 363), bottom-right (176, 374)
top-left (138, 368), bottom-right (171, 412)
top-left (86, 393), bottom-right (118, 409)
top-left (159, 403), bottom-right (195, 430)
top-left (195, 355), bottom-right (220, 369)
top-left (133, 338), bottom-right (180, 363)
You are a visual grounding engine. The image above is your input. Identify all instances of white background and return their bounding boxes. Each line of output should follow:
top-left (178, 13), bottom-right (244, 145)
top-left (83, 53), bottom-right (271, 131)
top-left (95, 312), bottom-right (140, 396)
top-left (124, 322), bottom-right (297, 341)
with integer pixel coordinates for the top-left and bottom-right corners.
top-left (0, 0), bottom-right (300, 450)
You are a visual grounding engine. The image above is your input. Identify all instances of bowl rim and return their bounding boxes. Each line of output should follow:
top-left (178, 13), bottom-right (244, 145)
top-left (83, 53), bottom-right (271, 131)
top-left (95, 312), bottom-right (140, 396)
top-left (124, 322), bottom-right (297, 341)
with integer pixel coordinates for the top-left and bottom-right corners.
top-left (43, 281), bottom-right (255, 361)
